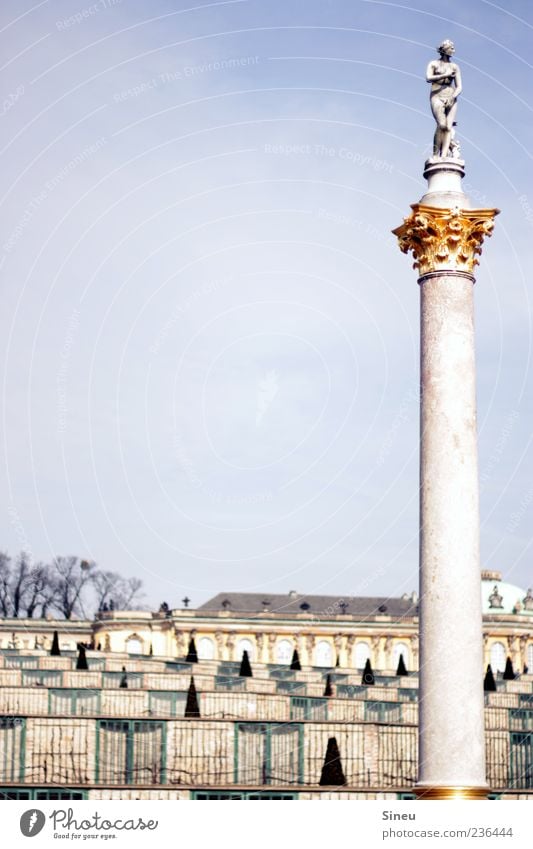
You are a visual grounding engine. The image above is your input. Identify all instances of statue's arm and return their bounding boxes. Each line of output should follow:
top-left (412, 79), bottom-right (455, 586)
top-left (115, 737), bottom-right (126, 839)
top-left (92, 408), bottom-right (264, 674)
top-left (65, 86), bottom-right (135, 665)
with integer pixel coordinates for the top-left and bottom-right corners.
top-left (453, 64), bottom-right (462, 98)
top-left (426, 61), bottom-right (451, 83)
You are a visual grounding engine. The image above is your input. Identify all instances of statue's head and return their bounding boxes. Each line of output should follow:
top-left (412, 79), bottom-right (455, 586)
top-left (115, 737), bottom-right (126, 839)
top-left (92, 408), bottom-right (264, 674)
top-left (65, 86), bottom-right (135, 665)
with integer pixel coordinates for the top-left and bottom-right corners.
top-left (437, 39), bottom-right (455, 58)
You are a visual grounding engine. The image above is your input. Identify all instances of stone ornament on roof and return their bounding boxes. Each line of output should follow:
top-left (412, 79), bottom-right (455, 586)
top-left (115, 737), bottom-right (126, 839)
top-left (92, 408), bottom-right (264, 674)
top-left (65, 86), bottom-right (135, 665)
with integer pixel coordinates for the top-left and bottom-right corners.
top-left (523, 589), bottom-right (533, 611)
top-left (488, 585), bottom-right (504, 609)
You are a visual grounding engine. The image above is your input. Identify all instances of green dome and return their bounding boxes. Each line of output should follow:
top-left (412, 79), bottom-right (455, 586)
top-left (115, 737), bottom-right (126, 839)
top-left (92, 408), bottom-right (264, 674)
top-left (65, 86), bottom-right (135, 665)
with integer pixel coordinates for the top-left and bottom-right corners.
top-left (481, 571), bottom-right (533, 615)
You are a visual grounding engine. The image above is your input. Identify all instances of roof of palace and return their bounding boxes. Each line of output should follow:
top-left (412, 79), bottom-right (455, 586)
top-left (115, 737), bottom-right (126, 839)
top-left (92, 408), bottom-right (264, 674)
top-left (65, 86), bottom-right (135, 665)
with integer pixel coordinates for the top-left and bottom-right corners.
top-left (198, 591), bottom-right (419, 618)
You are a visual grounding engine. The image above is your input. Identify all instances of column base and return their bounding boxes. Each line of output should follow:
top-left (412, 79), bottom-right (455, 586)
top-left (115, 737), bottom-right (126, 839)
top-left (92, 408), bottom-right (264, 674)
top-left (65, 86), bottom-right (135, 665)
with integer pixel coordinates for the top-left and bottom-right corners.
top-left (414, 786), bottom-right (489, 800)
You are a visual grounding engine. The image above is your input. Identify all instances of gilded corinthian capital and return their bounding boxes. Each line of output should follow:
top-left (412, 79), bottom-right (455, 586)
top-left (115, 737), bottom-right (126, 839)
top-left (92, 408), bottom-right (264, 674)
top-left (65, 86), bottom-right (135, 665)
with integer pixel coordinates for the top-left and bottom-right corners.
top-left (392, 204), bottom-right (499, 276)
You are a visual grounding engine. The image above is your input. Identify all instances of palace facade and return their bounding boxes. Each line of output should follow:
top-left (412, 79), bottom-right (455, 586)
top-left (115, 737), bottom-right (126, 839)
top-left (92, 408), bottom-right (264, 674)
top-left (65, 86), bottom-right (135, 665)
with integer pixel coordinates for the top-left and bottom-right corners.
top-left (0, 570), bottom-right (531, 800)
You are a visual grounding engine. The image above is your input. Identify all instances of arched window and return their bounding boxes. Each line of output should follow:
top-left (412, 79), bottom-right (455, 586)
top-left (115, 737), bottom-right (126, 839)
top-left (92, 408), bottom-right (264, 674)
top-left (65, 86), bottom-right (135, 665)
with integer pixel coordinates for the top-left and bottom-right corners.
top-left (527, 644), bottom-right (533, 672)
top-left (393, 642), bottom-right (410, 670)
top-left (314, 640), bottom-right (333, 667)
top-left (126, 636), bottom-right (143, 655)
top-left (490, 641), bottom-right (506, 672)
top-left (355, 641), bottom-right (370, 669)
top-left (198, 637), bottom-right (215, 660)
top-left (276, 639), bottom-right (293, 664)
top-left (236, 638), bottom-right (255, 662)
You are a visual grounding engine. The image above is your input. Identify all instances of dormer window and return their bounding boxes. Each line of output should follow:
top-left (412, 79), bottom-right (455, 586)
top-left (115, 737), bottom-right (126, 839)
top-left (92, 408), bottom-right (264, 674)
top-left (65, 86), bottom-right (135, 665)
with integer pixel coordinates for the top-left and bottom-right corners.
top-left (221, 599), bottom-right (231, 610)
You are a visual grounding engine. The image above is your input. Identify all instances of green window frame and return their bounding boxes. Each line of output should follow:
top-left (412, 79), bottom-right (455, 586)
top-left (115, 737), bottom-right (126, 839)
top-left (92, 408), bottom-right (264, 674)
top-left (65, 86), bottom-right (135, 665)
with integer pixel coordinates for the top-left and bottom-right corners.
top-left (397, 688), bottom-right (418, 702)
top-left (365, 702), bottom-right (403, 723)
top-left (276, 681), bottom-right (306, 694)
top-left (509, 709), bottom-right (533, 732)
top-left (4, 656), bottom-right (39, 669)
top-left (336, 684), bottom-right (366, 699)
top-left (192, 790), bottom-right (297, 800)
top-left (0, 717), bottom-right (25, 782)
top-left (165, 662), bottom-right (193, 673)
top-left (22, 669), bottom-right (63, 687)
top-left (510, 732), bottom-right (533, 789)
top-left (102, 671), bottom-right (143, 689)
top-left (269, 667), bottom-right (295, 680)
top-left (48, 688), bottom-right (101, 716)
top-left (290, 697), bottom-right (328, 720)
top-left (96, 720), bottom-right (166, 785)
top-left (86, 657), bottom-right (106, 670)
top-left (234, 723), bottom-right (304, 786)
top-left (215, 676), bottom-right (246, 691)
top-left (148, 691), bottom-right (187, 717)
top-left (0, 788), bottom-right (87, 801)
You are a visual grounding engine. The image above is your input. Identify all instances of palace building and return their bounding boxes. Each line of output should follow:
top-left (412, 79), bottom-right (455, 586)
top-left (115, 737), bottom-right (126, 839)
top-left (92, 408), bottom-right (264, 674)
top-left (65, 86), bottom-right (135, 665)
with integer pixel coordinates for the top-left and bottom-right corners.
top-left (0, 569), bottom-right (531, 800)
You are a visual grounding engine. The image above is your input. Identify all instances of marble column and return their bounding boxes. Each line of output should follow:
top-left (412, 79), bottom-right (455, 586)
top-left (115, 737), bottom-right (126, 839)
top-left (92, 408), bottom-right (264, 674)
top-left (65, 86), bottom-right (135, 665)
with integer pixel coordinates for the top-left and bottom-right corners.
top-left (393, 157), bottom-right (498, 799)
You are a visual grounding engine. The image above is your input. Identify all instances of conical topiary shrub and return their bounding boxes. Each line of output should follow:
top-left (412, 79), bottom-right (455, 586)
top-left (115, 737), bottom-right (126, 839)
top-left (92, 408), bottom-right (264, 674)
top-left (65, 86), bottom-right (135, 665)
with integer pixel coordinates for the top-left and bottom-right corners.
top-left (239, 650), bottom-right (253, 677)
top-left (319, 737), bottom-right (346, 786)
top-left (324, 673), bottom-right (333, 697)
top-left (185, 676), bottom-right (200, 718)
top-left (149, 643), bottom-right (153, 656)
top-left (185, 637), bottom-right (198, 663)
top-left (120, 667), bottom-right (128, 688)
top-left (290, 649), bottom-right (301, 671)
top-left (396, 653), bottom-right (408, 677)
top-left (76, 644), bottom-right (88, 670)
top-left (50, 630), bottom-right (61, 657)
top-left (484, 664), bottom-right (496, 692)
top-left (335, 654), bottom-right (340, 668)
top-left (524, 665), bottom-right (529, 675)
top-left (361, 657), bottom-right (375, 686)
top-left (503, 656), bottom-right (515, 680)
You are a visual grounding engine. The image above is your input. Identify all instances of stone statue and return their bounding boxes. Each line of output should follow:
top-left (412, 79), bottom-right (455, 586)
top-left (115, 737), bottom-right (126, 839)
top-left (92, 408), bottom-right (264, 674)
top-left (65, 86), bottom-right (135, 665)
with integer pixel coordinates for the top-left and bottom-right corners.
top-left (426, 40), bottom-right (462, 159)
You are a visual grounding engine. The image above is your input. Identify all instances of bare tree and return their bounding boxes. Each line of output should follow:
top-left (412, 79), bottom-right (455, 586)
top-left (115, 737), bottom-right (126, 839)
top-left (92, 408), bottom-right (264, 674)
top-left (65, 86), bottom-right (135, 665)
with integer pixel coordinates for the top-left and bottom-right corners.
top-left (113, 576), bottom-right (144, 610)
top-left (92, 570), bottom-right (144, 612)
top-left (25, 563), bottom-right (56, 618)
top-left (0, 550), bottom-right (145, 619)
top-left (0, 552), bottom-right (11, 616)
top-left (51, 556), bottom-right (95, 619)
top-left (10, 552), bottom-right (32, 617)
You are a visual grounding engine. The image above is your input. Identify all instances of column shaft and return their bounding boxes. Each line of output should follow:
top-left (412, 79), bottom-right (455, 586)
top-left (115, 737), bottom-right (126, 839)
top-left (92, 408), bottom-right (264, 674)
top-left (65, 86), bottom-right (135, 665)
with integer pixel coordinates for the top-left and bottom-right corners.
top-left (418, 270), bottom-right (486, 789)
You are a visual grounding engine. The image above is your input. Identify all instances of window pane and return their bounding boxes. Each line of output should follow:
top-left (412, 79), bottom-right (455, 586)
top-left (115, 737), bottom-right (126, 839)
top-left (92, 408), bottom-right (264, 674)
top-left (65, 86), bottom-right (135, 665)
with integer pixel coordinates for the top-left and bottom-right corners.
top-left (49, 690), bottom-right (100, 715)
top-left (149, 692), bottom-right (187, 718)
top-left (198, 638), bottom-right (215, 660)
top-left (236, 640), bottom-right (255, 662)
top-left (393, 643), bottom-right (410, 669)
top-left (276, 641), bottom-right (293, 664)
top-left (0, 718), bottom-right (24, 782)
top-left (315, 641), bottom-right (333, 668)
top-left (98, 721), bottom-right (128, 784)
top-left (510, 733), bottom-right (533, 789)
top-left (355, 642), bottom-right (370, 669)
top-left (490, 642), bottom-right (506, 673)
top-left (236, 724), bottom-right (267, 785)
top-left (132, 722), bottom-right (164, 785)
top-left (270, 725), bottom-right (301, 785)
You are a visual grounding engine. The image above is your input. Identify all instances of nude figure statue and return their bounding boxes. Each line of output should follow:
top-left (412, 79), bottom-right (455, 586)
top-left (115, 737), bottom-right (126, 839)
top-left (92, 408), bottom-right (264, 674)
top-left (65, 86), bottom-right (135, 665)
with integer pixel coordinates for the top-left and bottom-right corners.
top-left (426, 40), bottom-right (462, 159)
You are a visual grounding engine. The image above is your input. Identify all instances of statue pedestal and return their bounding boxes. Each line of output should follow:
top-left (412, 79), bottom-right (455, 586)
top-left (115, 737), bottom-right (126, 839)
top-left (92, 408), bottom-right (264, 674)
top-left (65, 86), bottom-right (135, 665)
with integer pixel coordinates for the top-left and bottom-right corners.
top-left (421, 157), bottom-right (467, 208)
top-left (393, 161), bottom-right (499, 799)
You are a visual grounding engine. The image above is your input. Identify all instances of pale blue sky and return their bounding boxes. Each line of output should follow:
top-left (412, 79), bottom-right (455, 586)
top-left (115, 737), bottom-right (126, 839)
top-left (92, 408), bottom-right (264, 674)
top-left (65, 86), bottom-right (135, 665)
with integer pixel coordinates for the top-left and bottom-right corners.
top-left (1, 0), bottom-right (532, 608)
